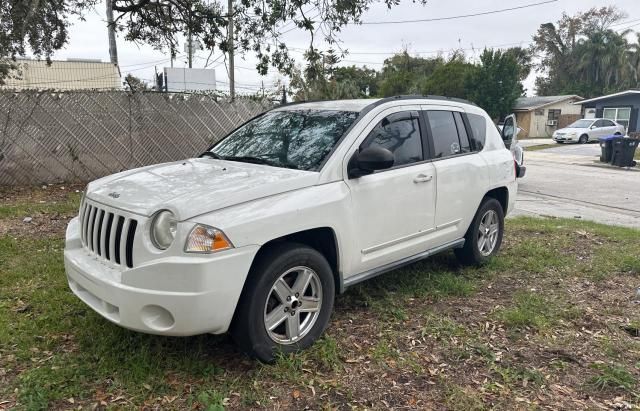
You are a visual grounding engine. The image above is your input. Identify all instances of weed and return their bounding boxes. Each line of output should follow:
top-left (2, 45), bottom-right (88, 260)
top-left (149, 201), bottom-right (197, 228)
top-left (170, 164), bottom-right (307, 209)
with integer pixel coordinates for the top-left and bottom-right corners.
top-left (588, 363), bottom-right (637, 392)
top-left (496, 291), bottom-right (556, 330)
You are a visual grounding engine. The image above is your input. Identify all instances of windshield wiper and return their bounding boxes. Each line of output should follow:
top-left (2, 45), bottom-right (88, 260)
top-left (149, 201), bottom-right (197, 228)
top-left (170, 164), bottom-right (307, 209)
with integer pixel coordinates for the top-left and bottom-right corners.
top-left (202, 153), bottom-right (300, 170)
top-left (223, 155), bottom-right (275, 166)
top-left (199, 151), bottom-right (223, 160)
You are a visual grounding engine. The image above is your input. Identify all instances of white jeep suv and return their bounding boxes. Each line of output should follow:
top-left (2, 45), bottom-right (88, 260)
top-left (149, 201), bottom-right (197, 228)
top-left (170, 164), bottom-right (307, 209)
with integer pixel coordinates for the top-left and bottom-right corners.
top-left (64, 96), bottom-right (520, 362)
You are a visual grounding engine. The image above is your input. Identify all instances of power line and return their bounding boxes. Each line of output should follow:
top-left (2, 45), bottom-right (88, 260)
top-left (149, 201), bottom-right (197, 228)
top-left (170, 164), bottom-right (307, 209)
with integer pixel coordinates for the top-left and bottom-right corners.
top-left (610, 18), bottom-right (640, 28)
top-left (286, 41), bottom-right (532, 56)
top-left (359, 0), bottom-right (557, 25)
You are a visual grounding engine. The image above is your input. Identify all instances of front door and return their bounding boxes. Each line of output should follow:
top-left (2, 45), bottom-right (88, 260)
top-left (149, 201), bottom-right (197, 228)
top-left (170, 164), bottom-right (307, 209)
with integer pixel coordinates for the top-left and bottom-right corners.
top-left (592, 120), bottom-right (610, 139)
top-left (345, 108), bottom-right (437, 274)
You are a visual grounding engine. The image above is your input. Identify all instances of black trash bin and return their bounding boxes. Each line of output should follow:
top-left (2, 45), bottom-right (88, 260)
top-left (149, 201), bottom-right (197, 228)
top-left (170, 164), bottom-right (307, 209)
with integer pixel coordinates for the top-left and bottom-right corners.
top-left (610, 137), bottom-right (639, 167)
top-left (598, 135), bottom-right (618, 162)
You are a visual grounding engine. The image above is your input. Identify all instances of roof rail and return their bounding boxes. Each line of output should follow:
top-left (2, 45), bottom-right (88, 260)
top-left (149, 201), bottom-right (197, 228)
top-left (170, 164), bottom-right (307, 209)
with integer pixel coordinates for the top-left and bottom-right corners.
top-left (363, 95), bottom-right (478, 111)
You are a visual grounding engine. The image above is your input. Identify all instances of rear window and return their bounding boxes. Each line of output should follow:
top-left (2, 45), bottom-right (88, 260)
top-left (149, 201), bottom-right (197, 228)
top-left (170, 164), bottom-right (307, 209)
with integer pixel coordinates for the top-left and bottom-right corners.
top-left (466, 113), bottom-right (487, 151)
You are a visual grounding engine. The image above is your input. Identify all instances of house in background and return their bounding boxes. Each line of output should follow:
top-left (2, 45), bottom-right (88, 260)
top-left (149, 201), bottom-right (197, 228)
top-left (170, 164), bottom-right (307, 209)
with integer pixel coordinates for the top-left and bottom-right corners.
top-left (513, 95), bottom-right (583, 138)
top-left (577, 90), bottom-right (640, 133)
top-left (1, 58), bottom-right (121, 90)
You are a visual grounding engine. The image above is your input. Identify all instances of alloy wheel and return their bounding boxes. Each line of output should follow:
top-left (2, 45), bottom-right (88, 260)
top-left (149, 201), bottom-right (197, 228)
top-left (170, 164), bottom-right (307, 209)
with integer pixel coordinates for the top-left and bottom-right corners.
top-left (263, 266), bottom-right (323, 345)
top-left (477, 210), bottom-right (500, 257)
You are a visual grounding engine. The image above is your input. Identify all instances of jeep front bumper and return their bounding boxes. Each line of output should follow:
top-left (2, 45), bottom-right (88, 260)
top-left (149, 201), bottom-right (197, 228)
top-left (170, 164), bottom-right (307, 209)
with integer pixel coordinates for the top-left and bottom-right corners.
top-left (64, 217), bottom-right (259, 336)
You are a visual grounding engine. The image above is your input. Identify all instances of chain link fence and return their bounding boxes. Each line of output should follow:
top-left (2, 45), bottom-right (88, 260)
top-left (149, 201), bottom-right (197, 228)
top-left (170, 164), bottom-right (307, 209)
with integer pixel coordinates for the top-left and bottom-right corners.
top-left (0, 90), bottom-right (271, 186)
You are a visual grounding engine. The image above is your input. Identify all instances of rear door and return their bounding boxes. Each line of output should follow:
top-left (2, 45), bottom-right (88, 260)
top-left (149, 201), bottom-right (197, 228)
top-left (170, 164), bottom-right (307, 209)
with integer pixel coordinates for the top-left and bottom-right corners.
top-left (422, 106), bottom-right (490, 244)
top-left (602, 119), bottom-right (619, 136)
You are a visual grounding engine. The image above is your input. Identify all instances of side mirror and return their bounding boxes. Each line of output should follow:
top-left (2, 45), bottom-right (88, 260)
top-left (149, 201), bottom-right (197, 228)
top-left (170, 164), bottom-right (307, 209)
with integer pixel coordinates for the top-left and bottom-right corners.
top-left (590, 125), bottom-right (596, 129)
top-left (348, 146), bottom-right (394, 178)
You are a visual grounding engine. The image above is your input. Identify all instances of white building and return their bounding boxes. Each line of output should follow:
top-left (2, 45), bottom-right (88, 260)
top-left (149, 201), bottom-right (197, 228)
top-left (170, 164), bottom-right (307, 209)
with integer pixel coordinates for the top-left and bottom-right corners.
top-left (1, 58), bottom-right (121, 90)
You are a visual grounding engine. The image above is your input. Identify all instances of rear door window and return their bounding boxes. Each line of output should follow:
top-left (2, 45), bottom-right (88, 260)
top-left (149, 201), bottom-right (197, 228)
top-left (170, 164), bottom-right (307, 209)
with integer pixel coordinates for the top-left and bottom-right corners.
top-left (466, 113), bottom-right (486, 151)
top-left (454, 112), bottom-right (471, 153)
top-left (426, 111), bottom-right (472, 158)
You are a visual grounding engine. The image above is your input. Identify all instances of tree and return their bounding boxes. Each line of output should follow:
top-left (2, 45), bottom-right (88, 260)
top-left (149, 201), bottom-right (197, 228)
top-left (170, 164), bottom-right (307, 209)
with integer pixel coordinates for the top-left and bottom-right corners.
top-left (574, 29), bottom-right (632, 95)
top-left (466, 49), bottom-right (524, 121)
top-left (421, 54), bottom-right (476, 99)
top-left (0, 0), bottom-right (96, 84)
top-left (532, 6), bottom-right (638, 97)
top-left (1, 0), bottom-right (428, 83)
top-left (377, 52), bottom-right (444, 97)
top-left (333, 66), bottom-right (378, 97)
top-left (289, 51), bottom-right (362, 101)
top-left (123, 73), bottom-right (150, 91)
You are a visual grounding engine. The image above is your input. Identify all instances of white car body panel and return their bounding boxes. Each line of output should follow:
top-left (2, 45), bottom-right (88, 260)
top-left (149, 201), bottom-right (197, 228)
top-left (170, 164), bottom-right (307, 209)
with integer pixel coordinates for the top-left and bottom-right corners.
top-left (88, 159), bottom-right (318, 220)
top-left (64, 97), bottom-right (518, 336)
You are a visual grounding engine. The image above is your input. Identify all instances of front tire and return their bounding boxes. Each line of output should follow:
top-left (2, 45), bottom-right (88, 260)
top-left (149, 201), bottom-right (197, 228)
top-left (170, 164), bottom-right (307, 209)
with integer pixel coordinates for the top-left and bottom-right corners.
top-left (455, 198), bottom-right (504, 265)
top-left (579, 134), bottom-right (588, 144)
top-left (231, 243), bottom-right (335, 362)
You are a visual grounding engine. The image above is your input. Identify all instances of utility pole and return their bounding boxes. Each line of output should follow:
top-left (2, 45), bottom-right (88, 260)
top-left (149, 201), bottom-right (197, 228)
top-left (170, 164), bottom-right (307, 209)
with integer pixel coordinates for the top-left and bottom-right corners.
top-left (105, 0), bottom-right (118, 65)
top-left (187, 7), bottom-right (193, 68)
top-left (228, 0), bottom-right (235, 101)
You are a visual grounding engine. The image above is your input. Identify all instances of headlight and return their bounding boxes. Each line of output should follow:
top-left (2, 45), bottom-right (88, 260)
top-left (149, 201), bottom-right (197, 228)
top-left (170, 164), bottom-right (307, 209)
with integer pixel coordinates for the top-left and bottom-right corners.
top-left (185, 224), bottom-right (233, 253)
top-left (150, 210), bottom-right (177, 250)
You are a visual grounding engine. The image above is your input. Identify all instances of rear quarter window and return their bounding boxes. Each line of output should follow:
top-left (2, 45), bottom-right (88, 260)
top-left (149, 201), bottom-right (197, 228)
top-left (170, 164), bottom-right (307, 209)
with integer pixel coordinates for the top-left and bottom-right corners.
top-left (466, 113), bottom-right (487, 151)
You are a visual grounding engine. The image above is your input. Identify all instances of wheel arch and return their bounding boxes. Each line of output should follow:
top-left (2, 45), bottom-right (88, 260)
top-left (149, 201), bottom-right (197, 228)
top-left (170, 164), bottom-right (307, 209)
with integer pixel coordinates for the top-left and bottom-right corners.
top-left (484, 186), bottom-right (509, 214)
top-left (242, 227), bottom-right (341, 295)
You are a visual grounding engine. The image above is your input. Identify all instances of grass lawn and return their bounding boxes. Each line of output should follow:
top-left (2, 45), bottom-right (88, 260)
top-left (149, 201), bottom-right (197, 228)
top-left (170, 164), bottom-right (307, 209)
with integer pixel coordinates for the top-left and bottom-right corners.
top-left (1, 185), bottom-right (640, 409)
top-left (523, 143), bottom-right (560, 152)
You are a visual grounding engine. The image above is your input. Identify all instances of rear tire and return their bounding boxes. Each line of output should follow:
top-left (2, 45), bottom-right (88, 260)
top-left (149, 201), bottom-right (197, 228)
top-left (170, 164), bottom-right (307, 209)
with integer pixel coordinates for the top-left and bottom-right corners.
top-left (230, 243), bottom-right (335, 363)
top-left (455, 198), bottom-right (504, 265)
top-left (579, 135), bottom-right (588, 144)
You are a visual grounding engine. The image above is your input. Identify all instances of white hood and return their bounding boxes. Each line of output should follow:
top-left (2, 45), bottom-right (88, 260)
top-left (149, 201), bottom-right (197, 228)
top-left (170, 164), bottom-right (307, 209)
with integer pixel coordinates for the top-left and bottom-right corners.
top-left (86, 159), bottom-right (318, 220)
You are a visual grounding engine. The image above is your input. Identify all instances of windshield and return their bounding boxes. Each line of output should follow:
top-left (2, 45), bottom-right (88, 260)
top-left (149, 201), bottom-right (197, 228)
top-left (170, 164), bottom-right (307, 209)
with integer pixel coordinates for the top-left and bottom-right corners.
top-left (211, 109), bottom-right (359, 171)
top-left (568, 119), bottom-right (593, 128)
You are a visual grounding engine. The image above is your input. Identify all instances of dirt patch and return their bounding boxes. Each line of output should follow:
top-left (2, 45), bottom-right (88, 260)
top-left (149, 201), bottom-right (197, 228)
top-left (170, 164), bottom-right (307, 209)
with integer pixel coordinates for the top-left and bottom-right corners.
top-left (0, 213), bottom-right (74, 238)
top-left (0, 183), bottom-right (84, 206)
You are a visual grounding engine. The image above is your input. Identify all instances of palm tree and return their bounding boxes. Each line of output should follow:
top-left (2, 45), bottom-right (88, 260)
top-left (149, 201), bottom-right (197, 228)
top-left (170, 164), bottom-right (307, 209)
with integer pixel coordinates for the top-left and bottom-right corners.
top-left (574, 29), bottom-right (631, 95)
top-left (626, 33), bottom-right (640, 88)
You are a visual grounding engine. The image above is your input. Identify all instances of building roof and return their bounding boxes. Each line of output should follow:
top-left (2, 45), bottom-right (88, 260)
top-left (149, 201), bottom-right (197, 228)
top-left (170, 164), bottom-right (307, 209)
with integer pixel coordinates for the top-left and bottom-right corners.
top-left (1, 58), bottom-right (121, 91)
top-left (513, 95), bottom-right (583, 111)
top-left (577, 90), bottom-right (640, 105)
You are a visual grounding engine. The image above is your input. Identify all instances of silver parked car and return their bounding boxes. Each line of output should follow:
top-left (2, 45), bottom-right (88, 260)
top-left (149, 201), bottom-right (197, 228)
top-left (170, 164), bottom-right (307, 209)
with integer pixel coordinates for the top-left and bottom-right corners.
top-left (553, 118), bottom-right (625, 144)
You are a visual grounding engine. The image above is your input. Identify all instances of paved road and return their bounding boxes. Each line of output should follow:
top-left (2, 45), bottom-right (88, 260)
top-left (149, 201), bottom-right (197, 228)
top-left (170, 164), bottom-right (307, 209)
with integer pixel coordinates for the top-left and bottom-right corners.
top-left (512, 142), bottom-right (640, 228)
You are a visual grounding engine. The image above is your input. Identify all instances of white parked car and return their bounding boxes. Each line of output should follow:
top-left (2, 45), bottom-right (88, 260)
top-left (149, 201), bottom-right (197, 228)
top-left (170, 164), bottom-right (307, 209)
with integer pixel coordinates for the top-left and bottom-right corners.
top-left (553, 118), bottom-right (625, 144)
top-left (64, 96), bottom-right (521, 362)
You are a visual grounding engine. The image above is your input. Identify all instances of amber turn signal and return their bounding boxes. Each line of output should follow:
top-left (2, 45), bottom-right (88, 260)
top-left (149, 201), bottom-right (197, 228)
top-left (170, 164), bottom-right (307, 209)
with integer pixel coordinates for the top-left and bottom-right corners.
top-left (185, 224), bottom-right (233, 253)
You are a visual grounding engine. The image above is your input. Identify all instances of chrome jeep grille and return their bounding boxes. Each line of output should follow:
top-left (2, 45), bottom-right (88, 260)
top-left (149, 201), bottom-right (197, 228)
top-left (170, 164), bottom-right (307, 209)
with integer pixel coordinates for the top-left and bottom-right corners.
top-left (79, 200), bottom-right (138, 268)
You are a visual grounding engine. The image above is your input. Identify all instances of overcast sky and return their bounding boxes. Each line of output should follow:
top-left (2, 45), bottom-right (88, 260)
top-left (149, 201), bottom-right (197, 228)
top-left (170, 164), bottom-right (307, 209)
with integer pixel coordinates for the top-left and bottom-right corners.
top-left (51, 0), bottom-right (640, 96)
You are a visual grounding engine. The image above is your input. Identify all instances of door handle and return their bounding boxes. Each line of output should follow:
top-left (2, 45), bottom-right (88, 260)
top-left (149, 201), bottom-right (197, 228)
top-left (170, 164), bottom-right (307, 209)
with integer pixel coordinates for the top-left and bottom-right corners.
top-left (413, 174), bottom-right (433, 183)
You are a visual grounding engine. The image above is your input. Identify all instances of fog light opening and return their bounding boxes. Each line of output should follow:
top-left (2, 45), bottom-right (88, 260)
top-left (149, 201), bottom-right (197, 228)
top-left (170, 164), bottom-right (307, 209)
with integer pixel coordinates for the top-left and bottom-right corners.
top-left (141, 305), bottom-right (175, 331)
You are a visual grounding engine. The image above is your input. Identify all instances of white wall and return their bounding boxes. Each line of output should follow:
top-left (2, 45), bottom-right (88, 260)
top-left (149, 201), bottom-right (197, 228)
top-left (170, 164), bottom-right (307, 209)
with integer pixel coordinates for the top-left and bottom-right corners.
top-left (164, 67), bottom-right (216, 92)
